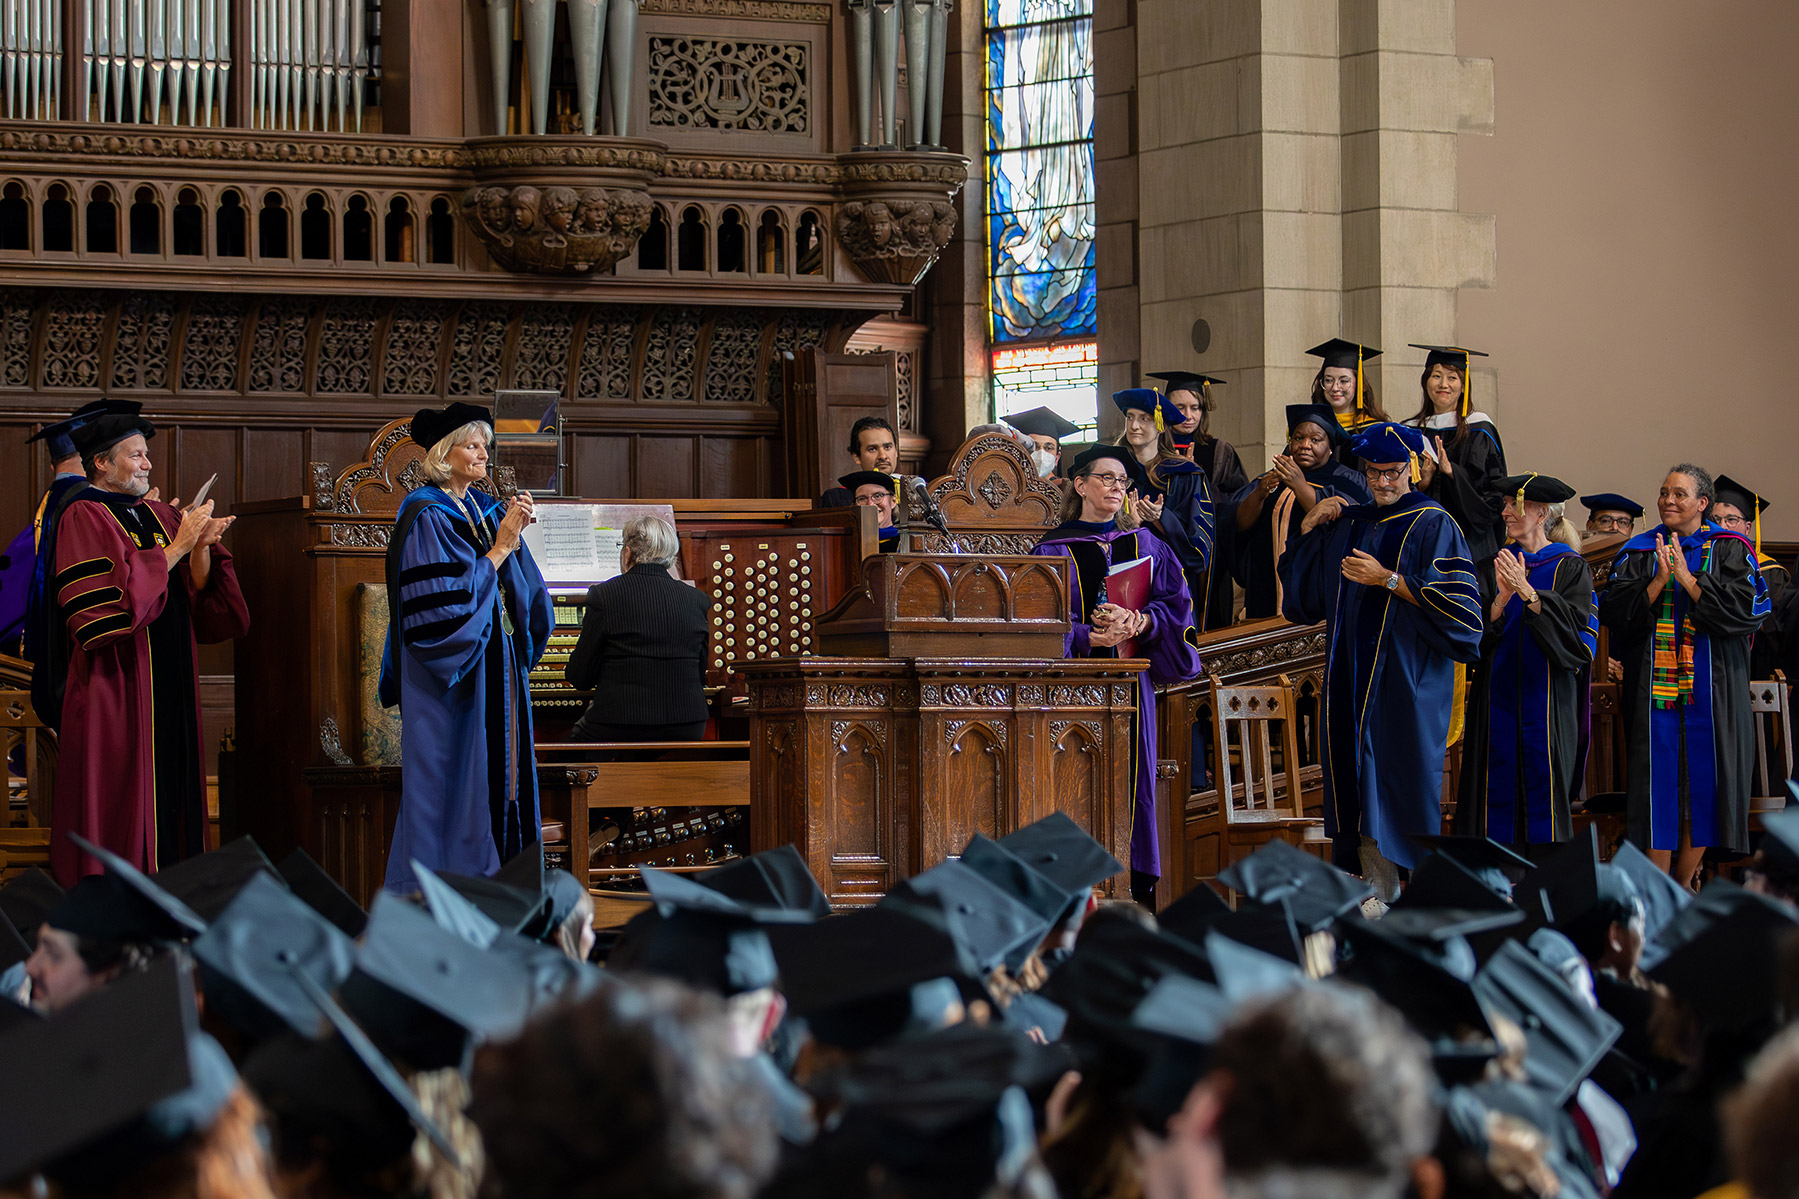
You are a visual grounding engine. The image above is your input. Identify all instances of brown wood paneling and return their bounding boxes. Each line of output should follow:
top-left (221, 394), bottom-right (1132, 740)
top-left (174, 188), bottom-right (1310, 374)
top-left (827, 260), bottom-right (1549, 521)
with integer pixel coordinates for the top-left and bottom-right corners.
top-left (172, 426), bottom-right (239, 506)
top-left (700, 435), bottom-right (766, 501)
top-left (243, 428), bottom-right (306, 503)
top-left (637, 436), bottom-right (698, 498)
top-left (569, 433), bottom-right (633, 496)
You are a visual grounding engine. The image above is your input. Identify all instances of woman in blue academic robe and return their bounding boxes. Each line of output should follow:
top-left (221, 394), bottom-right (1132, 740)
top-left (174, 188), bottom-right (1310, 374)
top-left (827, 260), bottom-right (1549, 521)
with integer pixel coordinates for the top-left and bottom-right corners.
top-left (1279, 423), bottom-right (1484, 897)
top-left (380, 403), bottom-right (554, 892)
top-left (1031, 445), bottom-right (1203, 904)
top-left (1599, 464), bottom-right (1767, 885)
top-left (1111, 387), bottom-right (1217, 627)
top-left (1455, 474), bottom-right (1598, 852)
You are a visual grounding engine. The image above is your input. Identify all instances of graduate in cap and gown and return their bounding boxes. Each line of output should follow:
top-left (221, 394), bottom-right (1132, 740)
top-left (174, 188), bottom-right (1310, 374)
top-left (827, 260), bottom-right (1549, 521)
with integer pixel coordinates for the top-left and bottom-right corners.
top-left (1001, 405), bottom-right (1080, 479)
top-left (1110, 387), bottom-right (1218, 624)
top-left (1455, 474), bottom-right (1598, 852)
top-left (1230, 404), bottom-right (1372, 620)
top-left (1279, 422), bottom-right (1483, 896)
top-left (838, 470), bottom-right (902, 553)
top-left (1581, 493), bottom-right (1644, 544)
top-left (1599, 465), bottom-right (1766, 883)
top-left (46, 413), bottom-right (248, 881)
top-left (1403, 345), bottom-right (1509, 554)
top-left (1709, 474), bottom-right (1787, 678)
top-left (1149, 370), bottom-right (1247, 629)
top-left (1305, 338), bottom-right (1389, 465)
top-left (379, 403), bottom-right (554, 893)
top-left (1031, 445), bottom-right (1202, 903)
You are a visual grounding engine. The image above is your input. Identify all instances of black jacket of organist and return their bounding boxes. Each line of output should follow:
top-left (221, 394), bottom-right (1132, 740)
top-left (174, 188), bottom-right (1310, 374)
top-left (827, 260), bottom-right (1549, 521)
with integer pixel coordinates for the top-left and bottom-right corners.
top-left (565, 562), bottom-right (713, 729)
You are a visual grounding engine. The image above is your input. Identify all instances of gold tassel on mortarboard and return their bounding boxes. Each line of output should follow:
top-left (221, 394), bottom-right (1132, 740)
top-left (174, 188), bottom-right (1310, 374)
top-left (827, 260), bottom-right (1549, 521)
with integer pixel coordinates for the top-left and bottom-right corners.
top-left (1153, 389), bottom-right (1165, 433)
top-left (1356, 346), bottom-right (1364, 418)
top-left (1461, 359), bottom-right (1471, 419)
top-left (1409, 452), bottom-right (1420, 485)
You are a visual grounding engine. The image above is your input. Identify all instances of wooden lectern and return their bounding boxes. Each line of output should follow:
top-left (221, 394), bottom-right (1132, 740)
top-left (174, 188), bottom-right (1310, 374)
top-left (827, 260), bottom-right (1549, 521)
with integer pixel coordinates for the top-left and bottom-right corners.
top-left (812, 552), bottom-right (1072, 658)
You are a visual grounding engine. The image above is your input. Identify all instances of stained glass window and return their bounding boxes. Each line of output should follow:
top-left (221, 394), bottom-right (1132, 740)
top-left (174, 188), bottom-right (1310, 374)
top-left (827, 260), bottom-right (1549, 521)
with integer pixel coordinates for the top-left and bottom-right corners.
top-left (985, 0), bottom-right (1095, 425)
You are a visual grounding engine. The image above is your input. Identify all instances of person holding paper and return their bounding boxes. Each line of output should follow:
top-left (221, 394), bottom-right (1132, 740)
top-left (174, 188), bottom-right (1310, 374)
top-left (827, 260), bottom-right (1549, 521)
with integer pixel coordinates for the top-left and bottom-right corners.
top-left (1031, 445), bottom-right (1203, 906)
top-left (379, 403), bottom-right (554, 893)
top-left (1278, 422), bottom-right (1483, 901)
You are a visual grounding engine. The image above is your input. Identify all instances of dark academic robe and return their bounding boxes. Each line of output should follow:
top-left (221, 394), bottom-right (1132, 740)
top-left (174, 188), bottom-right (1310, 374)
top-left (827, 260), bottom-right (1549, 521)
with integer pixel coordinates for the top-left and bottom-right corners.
top-left (0, 523), bottom-right (29, 644)
top-left (47, 490), bottom-right (250, 881)
top-left (1455, 543), bottom-right (1597, 848)
top-left (1409, 413), bottom-right (1509, 557)
top-left (1600, 525), bottom-right (1766, 854)
top-left (1750, 557), bottom-right (1788, 679)
top-left (1279, 491), bottom-right (1484, 871)
top-left (1327, 411), bottom-right (1387, 467)
top-left (24, 473), bottom-right (99, 727)
top-left (1139, 458), bottom-right (1216, 632)
top-left (816, 486), bottom-right (852, 509)
top-left (1422, 462), bottom-right (1501, 567)
top-left (380, 486), bottom-right (555, 892)
top-left (1231, 462), bottom-right (1372, 620)
top-left (1190, 437), bottom-right (1249, 629)
top-left (1031, 521), bottom-right (1202, 880)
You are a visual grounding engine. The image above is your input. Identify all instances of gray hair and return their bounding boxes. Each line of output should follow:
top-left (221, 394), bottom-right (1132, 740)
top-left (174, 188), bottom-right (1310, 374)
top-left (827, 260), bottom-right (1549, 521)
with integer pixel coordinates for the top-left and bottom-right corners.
top-left (419, 421), bottom-right (494, 486)
top-left (1668, 462), bottom-right (1716, 512)
top-left (622, 515), bottom-right (679, 567)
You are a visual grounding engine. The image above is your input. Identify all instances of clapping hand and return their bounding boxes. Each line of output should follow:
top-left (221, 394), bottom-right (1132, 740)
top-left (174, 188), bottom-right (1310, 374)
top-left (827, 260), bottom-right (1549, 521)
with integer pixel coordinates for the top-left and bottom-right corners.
top-left (1272, 454), bottom-right (1306, 488)
top-left (1340, 549), bottom-right (1391, 588)
top-left (1493, 548), bottom-right (1531, 598)
top-left (495, 492), bottom-right (536, 552)
top-left (1433, 436), bottom-right (1453, 478)
top-left (1136, 492), bottom-right (1164, 523)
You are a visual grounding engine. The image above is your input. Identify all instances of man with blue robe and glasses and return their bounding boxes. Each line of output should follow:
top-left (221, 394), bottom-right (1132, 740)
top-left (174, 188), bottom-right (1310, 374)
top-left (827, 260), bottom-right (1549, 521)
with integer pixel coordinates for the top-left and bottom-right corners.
top-left (1279, 422), bottom-right (1484, 900)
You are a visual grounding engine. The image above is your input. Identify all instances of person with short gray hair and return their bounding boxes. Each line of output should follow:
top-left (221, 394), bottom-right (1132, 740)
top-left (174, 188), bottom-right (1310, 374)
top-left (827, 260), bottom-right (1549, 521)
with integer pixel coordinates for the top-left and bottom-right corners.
top-left (566, 515), bottom-right (713, 743)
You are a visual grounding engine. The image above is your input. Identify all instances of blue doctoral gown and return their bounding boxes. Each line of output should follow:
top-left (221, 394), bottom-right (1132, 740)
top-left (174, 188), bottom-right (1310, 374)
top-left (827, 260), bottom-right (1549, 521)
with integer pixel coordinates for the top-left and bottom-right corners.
top-left (1230, 461), bottom-right (1372, 620)
top-left (380, 486), bottom-right (554, 892)
top-left (1141, 458), bottom-right (1216, 610)
top-left (1279, 490), bottom-right (1483, 871)
top-left (1031, 521), bottom-right (1203, 879)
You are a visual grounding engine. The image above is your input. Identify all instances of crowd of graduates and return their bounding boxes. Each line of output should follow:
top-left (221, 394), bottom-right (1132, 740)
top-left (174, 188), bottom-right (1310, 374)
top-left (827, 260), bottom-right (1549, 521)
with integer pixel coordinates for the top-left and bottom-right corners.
top-left (9, 806), bottom-right (1799, 1199)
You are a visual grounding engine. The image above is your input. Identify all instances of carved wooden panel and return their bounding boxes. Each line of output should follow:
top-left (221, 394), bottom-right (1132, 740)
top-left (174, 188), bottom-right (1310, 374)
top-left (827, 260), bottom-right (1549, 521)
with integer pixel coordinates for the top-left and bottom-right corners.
top-left (382, 300), bottom-right (450, 398)
top-left (247, 297), bottom-right (315, 394)
top-left (576, 306), bottom-right (641, 401)
top-left (39, 289), bottom-right (106, 390)
top-left (512, 304), bottom-right (578, 394)
top-left (647, 36), bottom-right (810, 135)
top-left (923, 433), bottom-right (1062, 532)
top-left (178, 294), bottom-right (246, 392)
top-left (447, 301), bottom-right (513, 398)
top-left (111, 292), bottom-right (176, 391)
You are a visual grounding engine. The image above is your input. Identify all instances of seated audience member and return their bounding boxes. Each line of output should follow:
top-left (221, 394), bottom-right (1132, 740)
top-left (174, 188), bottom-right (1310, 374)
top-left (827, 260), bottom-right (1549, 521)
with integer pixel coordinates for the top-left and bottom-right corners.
top-left (838, 470), bottom-right (902, 552)
top-left (817, 417), bottom-right (899, 508)
top-left (1580, 492), bottom-right (1643, 543)
top-left (565, 515), bottom-right (711, 744)
top-left (1721, 1025), bottom-right (1799, 1199)
top-left (470, 974), bottom-right (779, 1199)
top-left (1001, 405), bottom-right (1081, 478)
top-left (23, 872), bottom-right (166, 1013)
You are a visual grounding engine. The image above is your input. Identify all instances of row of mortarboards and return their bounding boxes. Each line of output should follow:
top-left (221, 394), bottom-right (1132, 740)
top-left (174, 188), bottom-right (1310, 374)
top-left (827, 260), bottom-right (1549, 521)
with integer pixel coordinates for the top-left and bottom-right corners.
top-left (8, 799), bottom-right (1799, 1196)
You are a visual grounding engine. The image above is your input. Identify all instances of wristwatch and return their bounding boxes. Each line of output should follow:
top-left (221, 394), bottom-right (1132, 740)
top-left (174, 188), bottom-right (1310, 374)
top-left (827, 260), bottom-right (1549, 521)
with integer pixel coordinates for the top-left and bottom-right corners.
top-left (1384, 572), bottom-right (1400, 591)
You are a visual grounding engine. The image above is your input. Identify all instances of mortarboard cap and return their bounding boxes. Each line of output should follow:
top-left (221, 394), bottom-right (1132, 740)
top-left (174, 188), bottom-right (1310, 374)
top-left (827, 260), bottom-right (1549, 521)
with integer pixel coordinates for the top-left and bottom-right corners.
top-left (1145, 371), bottom-right (1227, 401)
top-left (1348, 422), bottom-right (1430, 474)
top-left (606, 866), bottom-right (800, 997)
top-left (241, 1032), bottom-right (420, 1182)
top-left (837, 469), bottom-right (898, 495)
top-left (1037, 916), bottom-right (1216, 1048)
top-left (0, 912), bottom-right (29, 973)
top-left (55, 834), bottom-right (207, 943)
top-left (150, 835), bottom-right (284, 924)
top-left (1496, 473), bottom-right (1577, 507)
top-left (191, 872), bottom-right (355, 1042)
top-left (1639, 881), bottom-right (1799, 1030)
top-left (494, 840), bottom-right (546, 893)
top-left (0, 866), bottom-right (65, 950)
top-left (1580, 494), bottom-right (1644, 520)
top-left (1474, 941), bottom-right (1621, 1107)
top-left (958, 833), bottom-right (1074, 926)
top-left (1218, 839), bottom-right (1374, 934)
top-left (1155, 879), bottom-right (1233, 945)
top-left (276, 848), bottom-right (367, 939)
top-left (1127, 973), bottom-right (1235, 1129)
top-left (1605, 839), bottom-right (1691, 941)
top-left (1111, 387), bottom-right (1185, 434)
top-left (996, 811), bottom-right (1124, 911)
top-left (1066, 444), bottom-right (1149, 494)
top-left (1407, 836), bottom-right (1533, 882)
top-left (1203, 927), bottom-right (1308, 1003)
top-left (698, 844), bottom-right (831, 920)
top-left (1758, 802), bottom-right (1799, 879)
top-left (1286, 403), bottom-right (1349, 447)
top-left (1335, 917), bottom-right (1497, 1056)
top-left (1306, 338), bottom-right (1382, 372)
top-left (884, 859), bottom-right (1052, 975)
top-left (1393, 851), bottom-right (1516, 914)
top-left (68, 412), bottom-right (156, 461)
top-left (1714, 474), bottom-right (1770, 517)
top-left (28, 399), bottom-right (145, 461)
top-left (412, 860), bottom-right (505, 949)
top-left (1211, 896), bottom-right (1308, 964)
top-left (1001, 406), bottom-right (1080, 442)
top-left (769, 905), bottom-right (978, 1019)
top-left (1514, 828), bottom-right (1640, 932)
top-left (409, 402), bottom-right (492, 450)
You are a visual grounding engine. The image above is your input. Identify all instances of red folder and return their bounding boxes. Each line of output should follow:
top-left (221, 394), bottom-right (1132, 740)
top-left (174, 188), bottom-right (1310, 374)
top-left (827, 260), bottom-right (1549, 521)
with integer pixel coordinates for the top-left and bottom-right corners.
top-left (1106, 554), bottom-right (1153, 659)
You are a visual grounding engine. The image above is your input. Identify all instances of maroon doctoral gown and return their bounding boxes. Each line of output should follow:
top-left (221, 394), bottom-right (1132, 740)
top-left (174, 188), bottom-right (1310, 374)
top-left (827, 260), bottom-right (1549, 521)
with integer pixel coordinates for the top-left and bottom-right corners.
top-left (47, 489), bottom-right (250, 882)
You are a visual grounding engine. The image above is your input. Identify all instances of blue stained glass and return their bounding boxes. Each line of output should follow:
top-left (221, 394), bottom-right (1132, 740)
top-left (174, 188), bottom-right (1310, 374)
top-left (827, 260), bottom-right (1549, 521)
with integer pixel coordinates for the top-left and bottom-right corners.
top-left (984, 2), bottom-right (1095, 344)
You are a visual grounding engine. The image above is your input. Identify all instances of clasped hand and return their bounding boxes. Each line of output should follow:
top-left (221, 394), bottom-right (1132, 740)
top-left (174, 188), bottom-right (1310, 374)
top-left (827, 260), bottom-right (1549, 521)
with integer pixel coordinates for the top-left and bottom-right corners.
top-left (1653, 533), bottom-right (1694, 586)
top-left (1493, 548), bottom-right (1533, 601)
top-left (169, 499), bottom-right (234, 560)
top-left (1340, 549), bottom-right (1391, 588)
top-left (1090, 601), bottom-right (1147, 648)
top-left (1135, 492), bottom-right (1164, 523)
top-left (495, 492), bottom-right (537, 552)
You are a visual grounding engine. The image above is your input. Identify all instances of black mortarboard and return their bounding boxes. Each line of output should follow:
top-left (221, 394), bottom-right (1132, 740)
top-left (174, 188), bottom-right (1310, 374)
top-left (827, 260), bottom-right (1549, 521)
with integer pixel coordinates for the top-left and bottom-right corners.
top-left (0, 866), bottom-right (65, 950)
top-left (1394, 851), bottom-right (1516, 913)
top-left (191, 872), bottom-right (354, 1042)
top-left (1127, 973), bottom-right (1236, 1128)
top-left (409, 402), bottom-right (492, 450)
top-left (0, 956), bottom-right (238, 1187)
top-left (1496, 474), bottom-right (1577, 506)
top-left (54, 834), bottom-right (208, 943)
top-left (770, 905), bottom-right (977, 1022)
top-left (1066, 444), bottom-right (1149, 493)
top-left (699, 844), bottom-right (831, 920)
top-left (413, 860), bottom-right (506, 948)
top-left (1204, 927), bottom-right (1308, 1002)
top-left (885, 859), bottom-right (1053, 974)
top-left (1155, 879), bottom-right (1234, 944)
top-left (338, 893), bottom-right (535, 1071)
top-left (1605, 839), bottom-right (1691, 941)
top-left (1639, 881), bottom-right (1799, 1029)
top-left (0, 912), bottom-right (29, 973)
top-left (996, 811), bottom-right (1124, 914)
top-left (1306, 338), bottom-right (1381, 372)
top-left (494, 840), bottom-right (546, 893)
top-left (68, 411), bottom-right (156, 460)
top-left (242, 1032), bottom-right (420, 1182)
top-left (1146, 371), bottom-right (1228, 399)
top-left (1714, 474), bottom-right (1770, 517)
top-left (1408, 835), bottom-right (1533, 881)
top-left (150, 836), bottom-right (284, 924)
top-left (1211, 896), bottom-right (1308, 964)
top-left (957, 833), bottom-right (1072, 926)
top-left (1514, 829), bottom-right (1640, 932)
top-left (1760, 804), bottom-right (1799, 878)
top-left (837, 469), bottom-right (898, 495)
top-left (1580, 494), bottom-right (1644, 520)
top-left (276, 848), bottom-right (367, 939)
top-left (28, 399), bottom-right (144, 460)
top-left (1002, 406), bottom-right (1080, 441)
top-left (1038, 917), bottom-right (1216, 1045)
top-left (1218, 839), bottom-right (1374, 934)
top-left (1286, 403), bottom-right (1349, 446)
top-left (1473, 941), bottom-right (1621, 1107)
top-left (1335, 917), bottom-right (1496, 1055)
top-left (607, 867), bottom-right (791, 997)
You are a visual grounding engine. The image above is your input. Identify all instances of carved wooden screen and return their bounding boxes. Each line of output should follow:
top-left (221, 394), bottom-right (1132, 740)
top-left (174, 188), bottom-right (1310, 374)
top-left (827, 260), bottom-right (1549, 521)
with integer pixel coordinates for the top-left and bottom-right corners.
top-left (912, 432), bottom-right (1063, 555)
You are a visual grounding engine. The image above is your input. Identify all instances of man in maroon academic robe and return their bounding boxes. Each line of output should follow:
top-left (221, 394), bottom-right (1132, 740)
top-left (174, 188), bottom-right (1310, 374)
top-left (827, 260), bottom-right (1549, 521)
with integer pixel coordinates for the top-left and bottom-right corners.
top-left (46, 413), bottom-right (250, 882)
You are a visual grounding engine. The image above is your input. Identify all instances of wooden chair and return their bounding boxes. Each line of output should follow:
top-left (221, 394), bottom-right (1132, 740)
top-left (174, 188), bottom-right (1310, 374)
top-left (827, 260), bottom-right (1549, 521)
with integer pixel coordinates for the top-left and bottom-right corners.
top-left (1750, 674), bottom-right (1793, 813)
top-left (1209, 673), bottom-right (1325, 872)
top-left (0, 689), bottom-right (56, 830)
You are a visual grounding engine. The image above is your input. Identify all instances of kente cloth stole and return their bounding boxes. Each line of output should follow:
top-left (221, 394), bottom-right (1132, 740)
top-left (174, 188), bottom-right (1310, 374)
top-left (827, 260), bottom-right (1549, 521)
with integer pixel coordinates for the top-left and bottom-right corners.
top-left (1651, 540), bottom-right (1707, 708)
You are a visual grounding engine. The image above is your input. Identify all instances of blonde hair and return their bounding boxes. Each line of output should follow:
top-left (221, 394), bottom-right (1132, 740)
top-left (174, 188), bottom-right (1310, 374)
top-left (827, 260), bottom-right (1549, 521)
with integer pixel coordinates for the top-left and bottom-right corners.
top-left (1546, 501), bottom-right (1581, 550)
top-left (419, 422), bottom-right (494, 487)
top-left (621, 515), bottom-right (679, 567)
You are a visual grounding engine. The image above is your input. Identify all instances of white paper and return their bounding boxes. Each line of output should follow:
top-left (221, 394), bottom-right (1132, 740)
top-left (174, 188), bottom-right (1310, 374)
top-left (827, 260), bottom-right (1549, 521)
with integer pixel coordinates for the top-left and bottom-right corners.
top-left (521, 502), bottom-right (677, 589)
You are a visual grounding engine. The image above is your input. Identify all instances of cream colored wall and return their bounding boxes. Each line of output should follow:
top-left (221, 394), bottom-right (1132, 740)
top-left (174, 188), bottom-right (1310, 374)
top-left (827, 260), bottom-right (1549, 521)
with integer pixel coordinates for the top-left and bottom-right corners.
top-left (1457, 0), bottom-right (1799, 538)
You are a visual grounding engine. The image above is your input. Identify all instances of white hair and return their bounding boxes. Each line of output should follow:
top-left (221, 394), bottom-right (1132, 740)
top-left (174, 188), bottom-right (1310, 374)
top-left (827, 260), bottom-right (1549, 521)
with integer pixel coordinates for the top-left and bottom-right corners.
top-left (1546, 500), bottom-right (1582, 550)
top-left (418, 421), bottom-right (493, 486)
top-left (622, 515), bottom-right (679, 567)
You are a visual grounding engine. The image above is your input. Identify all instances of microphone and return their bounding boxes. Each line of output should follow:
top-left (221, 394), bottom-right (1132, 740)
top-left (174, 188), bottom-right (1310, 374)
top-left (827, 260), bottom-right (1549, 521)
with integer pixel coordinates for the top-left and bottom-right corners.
top-left (908, 475), bottom-right (952, 538)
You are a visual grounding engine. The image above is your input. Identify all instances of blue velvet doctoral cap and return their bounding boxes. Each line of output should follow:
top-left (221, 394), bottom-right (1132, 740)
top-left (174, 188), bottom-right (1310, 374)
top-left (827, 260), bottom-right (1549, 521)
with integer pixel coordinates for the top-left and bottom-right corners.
top-left (1579, 493), bottom-right (1643, 520)
top-left (1348, 421), bottom-right (1428, 467)
top-left (28, 399), bottom-right (144, 461)
top-left (1110, 387), bottom-right (1184, 432)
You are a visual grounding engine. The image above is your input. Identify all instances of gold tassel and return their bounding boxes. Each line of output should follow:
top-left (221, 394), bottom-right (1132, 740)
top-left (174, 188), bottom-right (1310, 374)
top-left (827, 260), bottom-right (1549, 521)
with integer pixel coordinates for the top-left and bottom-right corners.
top-left (1123, 490), bottom-right (1133, 518)
top-left (1461, 359), bottom-right (1471, 419)
top-left (1355, 345), bottom-right (1364, 417)
top-left (1153, 389), bottom-right (1165, 433)
top-left (1516, 471), bottom-right (1536, 512)
top-left (1409, 452), bottom-right (1420, 485)
top-left (1755, 496), bottom-right (1763, 555)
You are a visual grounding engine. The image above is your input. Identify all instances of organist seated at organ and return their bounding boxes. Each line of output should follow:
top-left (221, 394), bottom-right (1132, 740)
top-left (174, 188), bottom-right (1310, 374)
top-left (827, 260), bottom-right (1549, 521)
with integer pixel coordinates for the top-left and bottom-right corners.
top-left (564, 515), bottom-right (713, 744)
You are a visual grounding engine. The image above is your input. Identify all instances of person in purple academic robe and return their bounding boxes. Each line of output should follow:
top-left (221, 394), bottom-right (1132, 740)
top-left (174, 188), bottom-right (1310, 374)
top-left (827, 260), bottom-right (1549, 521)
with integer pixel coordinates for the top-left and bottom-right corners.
top-left (379, 403), bottom-right (554, 894)
top-left (1031, 444), bottom-right (1203, 906)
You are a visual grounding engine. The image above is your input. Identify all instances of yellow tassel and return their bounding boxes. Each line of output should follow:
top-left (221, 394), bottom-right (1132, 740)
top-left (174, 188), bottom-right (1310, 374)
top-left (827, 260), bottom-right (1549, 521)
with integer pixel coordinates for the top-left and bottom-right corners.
top-left (1153, 390), bottom-right (1165, 433)
top-left (1516, 471), bottom-right (1536, 512)
top-left (1123, 491), bottom-right (1133, 518)
top-left (1755, 498), bottom-right (1762, 555)
top-left (1355, 345), bottom-right (1364, 417)
top-left (1461, 363), bottom-right (1471, 419)
top-left (1409, 452), bottom-right (1420, 485)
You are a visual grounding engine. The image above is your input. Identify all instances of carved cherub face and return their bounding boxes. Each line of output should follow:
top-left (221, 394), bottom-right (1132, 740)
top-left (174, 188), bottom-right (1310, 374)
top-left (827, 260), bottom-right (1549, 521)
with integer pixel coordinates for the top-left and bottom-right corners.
top-left (479, 187), bottom-right (510, 231)
top-left (542, 187), bottom-right (578, 234)
top-left (865, 201), bottom-right (893, 246)
top-left (900, 202), bottom-right (933, 242)
top-left (577, 189), bottom-right (610, 232)
top-left (510, 187), bottom-right (540, 232)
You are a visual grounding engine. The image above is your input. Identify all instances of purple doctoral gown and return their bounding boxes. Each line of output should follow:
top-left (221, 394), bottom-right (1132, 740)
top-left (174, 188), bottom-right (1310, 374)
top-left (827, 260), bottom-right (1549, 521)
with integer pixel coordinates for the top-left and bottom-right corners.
top-left (1031, 520), bottom-right (1203, 879)
top-left (379, 486), bottom-right (554, 892)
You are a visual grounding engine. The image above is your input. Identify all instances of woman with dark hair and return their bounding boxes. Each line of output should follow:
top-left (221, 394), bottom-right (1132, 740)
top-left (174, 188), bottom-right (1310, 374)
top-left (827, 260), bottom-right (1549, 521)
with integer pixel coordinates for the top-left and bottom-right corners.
top-left (1600, 464), bottom-right (1769, 884)
top-left (1403, 345), bottom-right (1508, 555)
top-left (380, 402), bottom-right (554, 893)
top-left (1305, 339), bottom-right (1388, 467)
top-left (1111, 387), bottom-right (1218, 629)
top-left (1149, 371), bottom-right (1248, 629)
top-left (1031, 445), bottom-right (1203, 903)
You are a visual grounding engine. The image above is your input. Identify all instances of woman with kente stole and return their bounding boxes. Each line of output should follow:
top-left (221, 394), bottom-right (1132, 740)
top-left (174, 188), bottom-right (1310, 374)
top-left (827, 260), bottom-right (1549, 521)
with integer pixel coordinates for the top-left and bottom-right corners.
top-left (1031, 445), bottom-right (1203, 904)
top-left (1455, 473), bottom-right (1598, 854)
top-left (1110, 386), bottom-right (1217, 625)
top-left (380, 402), bottom-right (555, 893)
top-left (1599, 464), bottom-right (1767, 885)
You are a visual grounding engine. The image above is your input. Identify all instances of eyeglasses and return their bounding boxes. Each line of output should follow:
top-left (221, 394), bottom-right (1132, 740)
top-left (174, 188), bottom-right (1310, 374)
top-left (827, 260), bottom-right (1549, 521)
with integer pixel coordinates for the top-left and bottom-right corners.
top-left (853, 494), bottom-right (891, 506)
top-left (1717, 514), bottom-right (1749, 527)
top-left (1588, 516), bottom-right (1633, 532)
top-left (1365, 466), bottom-right (1407, 482)
top-left (1080, 472), bottom-right (1131, 491)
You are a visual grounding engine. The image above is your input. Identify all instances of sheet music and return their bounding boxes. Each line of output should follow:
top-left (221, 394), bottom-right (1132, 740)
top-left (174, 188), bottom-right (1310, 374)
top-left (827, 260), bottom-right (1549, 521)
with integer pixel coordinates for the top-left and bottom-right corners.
top-left (521, 502), bottom-right (678, 588)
